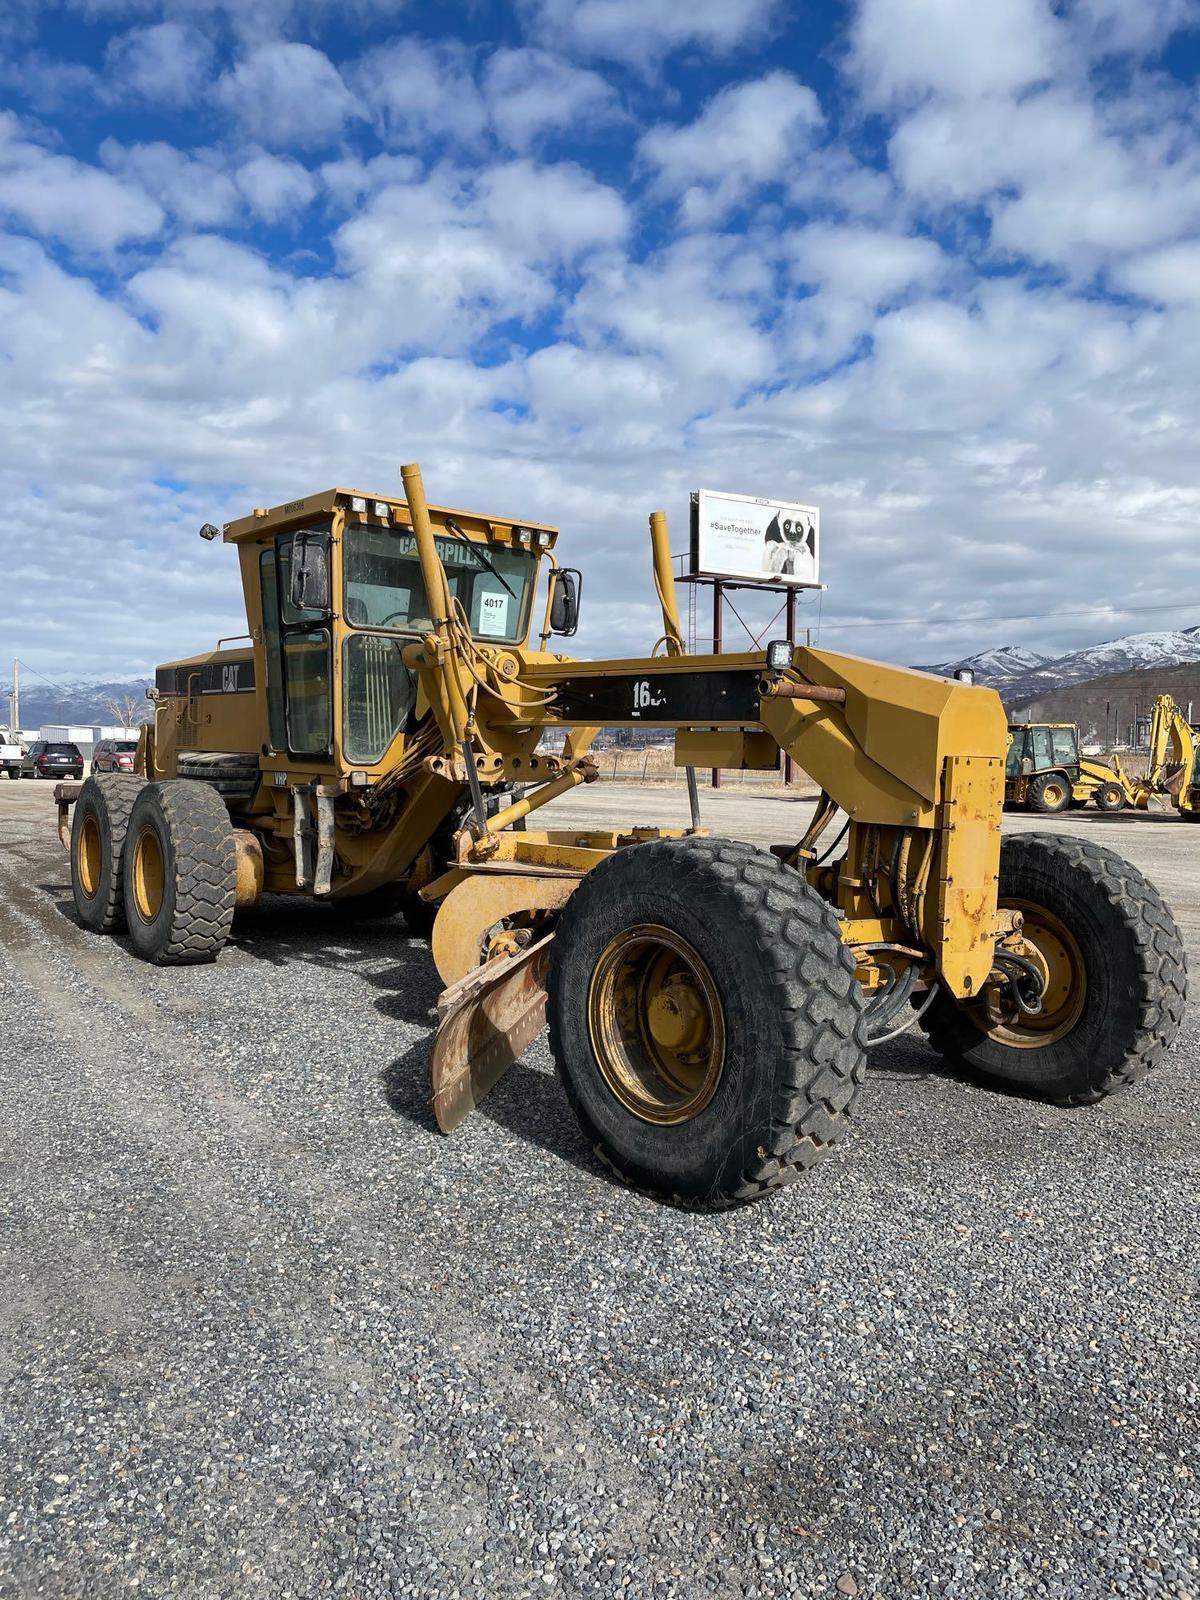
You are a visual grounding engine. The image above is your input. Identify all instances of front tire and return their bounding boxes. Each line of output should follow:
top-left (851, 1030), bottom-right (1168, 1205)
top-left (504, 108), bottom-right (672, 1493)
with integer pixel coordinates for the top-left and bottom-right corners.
top-left (70, 774), bottom-right (146, 932)
top-left (918, 833), bottom-right (1185, 1104)
top-left (1028, 772), bottom-right (1071, 813)
top-left (122, 781), bottom-right (236, 964)
top-left (1094, 781), bottom-right (1125, 812)
top-left (547, 837), bottom-right (869, 1205)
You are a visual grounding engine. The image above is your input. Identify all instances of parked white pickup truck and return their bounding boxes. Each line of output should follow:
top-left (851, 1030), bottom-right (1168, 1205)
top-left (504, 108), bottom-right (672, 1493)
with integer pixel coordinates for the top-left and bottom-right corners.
top-left (0, 729), bottom-right (24, 778)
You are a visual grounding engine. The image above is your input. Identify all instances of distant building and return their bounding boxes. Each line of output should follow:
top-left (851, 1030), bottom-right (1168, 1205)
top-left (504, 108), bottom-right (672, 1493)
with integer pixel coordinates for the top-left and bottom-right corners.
top-left (38, 724), bottom-right (130, 757)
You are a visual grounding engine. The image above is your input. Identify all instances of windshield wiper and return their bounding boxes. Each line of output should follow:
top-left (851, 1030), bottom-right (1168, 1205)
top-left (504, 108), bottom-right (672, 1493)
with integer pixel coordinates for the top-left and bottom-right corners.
top-left (443, 517), bottom-right (516, 600)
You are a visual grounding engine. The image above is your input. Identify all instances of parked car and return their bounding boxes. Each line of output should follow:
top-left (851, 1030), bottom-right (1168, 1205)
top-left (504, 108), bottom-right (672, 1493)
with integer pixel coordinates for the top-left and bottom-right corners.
top-left (92, 737), bottom-right (139, 774)
top-left (20, 741), bottom-right (84, 780)
top-left (0, 729), bottom-right (22, 779)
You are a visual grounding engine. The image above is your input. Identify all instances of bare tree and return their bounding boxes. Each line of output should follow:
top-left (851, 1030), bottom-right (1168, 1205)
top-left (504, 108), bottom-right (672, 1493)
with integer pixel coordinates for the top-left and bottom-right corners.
top-left (99, 690), bottom-right (152, 730)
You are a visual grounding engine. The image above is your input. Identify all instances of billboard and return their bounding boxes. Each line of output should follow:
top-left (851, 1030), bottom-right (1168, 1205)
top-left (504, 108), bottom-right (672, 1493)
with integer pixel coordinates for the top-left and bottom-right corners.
top-left (689, 489), bottom-right (820, 587)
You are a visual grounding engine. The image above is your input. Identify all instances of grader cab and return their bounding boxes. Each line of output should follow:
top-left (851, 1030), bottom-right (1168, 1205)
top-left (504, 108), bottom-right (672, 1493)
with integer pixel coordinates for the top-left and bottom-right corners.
top-left (55, 466), bottom-right (1186, 1205)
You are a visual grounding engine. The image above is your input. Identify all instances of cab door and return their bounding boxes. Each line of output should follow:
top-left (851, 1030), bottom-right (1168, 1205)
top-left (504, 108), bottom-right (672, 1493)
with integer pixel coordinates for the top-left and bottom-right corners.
top-left (259, 529), bottom-right (334, 760)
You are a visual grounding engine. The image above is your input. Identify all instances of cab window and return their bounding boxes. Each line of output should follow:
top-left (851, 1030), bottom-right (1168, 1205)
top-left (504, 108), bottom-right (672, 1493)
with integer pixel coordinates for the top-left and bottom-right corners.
top-left (1051, 728), bottom-right (1078, 766)
top-left (343, 521), bottom-right (538, 643)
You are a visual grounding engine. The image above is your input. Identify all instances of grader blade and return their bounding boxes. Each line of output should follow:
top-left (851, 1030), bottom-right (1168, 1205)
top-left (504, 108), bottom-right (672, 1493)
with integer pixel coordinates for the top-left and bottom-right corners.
top-left (430, 934), bottom-right (553, 1132)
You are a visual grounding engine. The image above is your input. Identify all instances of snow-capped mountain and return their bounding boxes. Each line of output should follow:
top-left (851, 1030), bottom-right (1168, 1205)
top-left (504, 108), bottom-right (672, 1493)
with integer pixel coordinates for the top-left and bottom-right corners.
top-left (0, 675), bottom-right (152, 730)
top-left (918, 644), bottom-right (1052, 681)
top-left (919, 626), bottom-right (1200, 706)
top-left (1032, 626), bottom-right (1200, 687)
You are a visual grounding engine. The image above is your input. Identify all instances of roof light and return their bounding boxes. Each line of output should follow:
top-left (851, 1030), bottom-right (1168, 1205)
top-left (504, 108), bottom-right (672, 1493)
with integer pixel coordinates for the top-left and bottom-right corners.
top-left (513, 526), bottom-right (533, 545)
top-left (374, 501), bottom-right (390, 519)
top-left (350, 496), bottom-right (367, 513)
top-left (534, 529), bottom-right (552, 548)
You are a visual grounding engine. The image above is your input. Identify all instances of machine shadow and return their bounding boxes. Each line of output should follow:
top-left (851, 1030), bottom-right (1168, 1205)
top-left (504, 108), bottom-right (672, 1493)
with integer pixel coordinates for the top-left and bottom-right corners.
top-left (377, 1032), bottom-right (623, 1190)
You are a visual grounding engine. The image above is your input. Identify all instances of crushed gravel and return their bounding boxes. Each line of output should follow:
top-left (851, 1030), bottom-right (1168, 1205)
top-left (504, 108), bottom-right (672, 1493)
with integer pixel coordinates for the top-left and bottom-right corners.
top-left (0, 791), bottom-right (1197, 1599)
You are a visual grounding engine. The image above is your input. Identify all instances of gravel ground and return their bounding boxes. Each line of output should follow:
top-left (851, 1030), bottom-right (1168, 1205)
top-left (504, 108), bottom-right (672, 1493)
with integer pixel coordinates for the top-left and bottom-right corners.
top-left (0, 781), bottom-right (1197, 1599)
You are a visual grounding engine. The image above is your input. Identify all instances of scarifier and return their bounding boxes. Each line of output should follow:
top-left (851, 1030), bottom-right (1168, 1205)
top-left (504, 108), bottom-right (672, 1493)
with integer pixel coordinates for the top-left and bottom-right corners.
top-left (54, 467), bottom-right (1187, 1204)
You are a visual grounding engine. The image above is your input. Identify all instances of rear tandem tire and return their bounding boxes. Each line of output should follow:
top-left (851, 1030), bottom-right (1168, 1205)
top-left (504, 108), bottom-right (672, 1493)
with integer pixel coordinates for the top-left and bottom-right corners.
top-left (547, 836), bottom-right (870, 1206)
top-left (917, 833), bottom-right (1186, 1105)
top-left (70, 774), bottom-right (147, 933)
top-left (122, 780), bottom-right (236, 965)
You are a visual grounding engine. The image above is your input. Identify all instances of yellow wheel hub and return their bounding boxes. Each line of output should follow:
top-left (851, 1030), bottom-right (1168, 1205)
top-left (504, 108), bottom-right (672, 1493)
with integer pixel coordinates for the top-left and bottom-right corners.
top-left (587, 924), bottom-right (726, 1124)
top-left (1043, 782), bottom-right (1066, 807)
top-left (980, 900), bottom-right (1086, 1048)
top-left (77, 814), bottom-right (102, 900)
top-left (131, 824), bottom-right (165, 924)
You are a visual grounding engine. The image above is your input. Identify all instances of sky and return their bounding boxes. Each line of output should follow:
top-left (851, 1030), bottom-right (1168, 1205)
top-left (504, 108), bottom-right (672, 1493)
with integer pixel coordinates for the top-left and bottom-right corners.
top-left (3, 0), bottom-right (1200, 682)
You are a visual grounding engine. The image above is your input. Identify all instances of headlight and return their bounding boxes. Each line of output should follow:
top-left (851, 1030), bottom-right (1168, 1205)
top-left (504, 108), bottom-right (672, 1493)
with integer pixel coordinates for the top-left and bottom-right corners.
top-left (766, 639), bottom-right (792, 671)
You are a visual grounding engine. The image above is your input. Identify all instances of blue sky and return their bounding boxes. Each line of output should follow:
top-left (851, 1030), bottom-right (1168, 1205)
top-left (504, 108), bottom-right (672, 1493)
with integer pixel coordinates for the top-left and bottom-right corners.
top-left (3, 0), bottom-right (1200, 679)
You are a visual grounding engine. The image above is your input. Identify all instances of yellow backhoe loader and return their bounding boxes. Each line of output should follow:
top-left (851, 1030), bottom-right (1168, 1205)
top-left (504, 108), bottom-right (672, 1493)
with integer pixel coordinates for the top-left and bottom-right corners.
top-left (53, 468), bottom-right (1187, 1204)
top-left (1004, 722), bottom-right (1141, 814)
top-left (1137, 694), bottom-right (1200, 820)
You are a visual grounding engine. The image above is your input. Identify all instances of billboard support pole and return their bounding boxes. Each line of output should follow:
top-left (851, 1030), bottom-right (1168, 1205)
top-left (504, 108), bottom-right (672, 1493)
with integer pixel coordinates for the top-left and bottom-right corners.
top-left (783, 588), bottom-right (797, 786)
top-left (711, 579), bottom-right (723, 789)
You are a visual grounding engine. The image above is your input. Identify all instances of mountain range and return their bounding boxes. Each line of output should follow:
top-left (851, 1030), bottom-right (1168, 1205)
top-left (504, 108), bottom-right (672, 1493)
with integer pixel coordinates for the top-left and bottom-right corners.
top-left (919, 626), bottom-right (1200, 709)
top-left (1, 676), bottom-right (153, 733)
top-left (8, 622), bottom-right (1200, 732)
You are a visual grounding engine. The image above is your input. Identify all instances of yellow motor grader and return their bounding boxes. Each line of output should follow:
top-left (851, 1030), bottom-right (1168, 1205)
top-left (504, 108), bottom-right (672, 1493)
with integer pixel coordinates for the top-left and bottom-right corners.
top-left (55, 467), bottom-right (1187, 1204)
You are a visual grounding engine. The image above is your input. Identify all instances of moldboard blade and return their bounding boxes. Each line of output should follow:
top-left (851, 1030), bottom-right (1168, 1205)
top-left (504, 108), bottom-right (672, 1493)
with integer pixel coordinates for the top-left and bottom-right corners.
top-left (430, 935), bottom-right (553, 1132)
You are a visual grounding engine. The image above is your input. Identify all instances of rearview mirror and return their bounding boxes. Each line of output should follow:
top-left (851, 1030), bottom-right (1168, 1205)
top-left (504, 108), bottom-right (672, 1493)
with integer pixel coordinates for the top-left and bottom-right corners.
top-left (550, 568), bottom-right (582, 637)
top-left (290, 530), bottom-right (330, 613)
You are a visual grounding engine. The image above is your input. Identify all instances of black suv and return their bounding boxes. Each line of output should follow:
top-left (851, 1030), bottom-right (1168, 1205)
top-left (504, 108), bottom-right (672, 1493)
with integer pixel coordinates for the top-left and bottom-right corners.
top-left (20, 741), bottom-right (84, 780)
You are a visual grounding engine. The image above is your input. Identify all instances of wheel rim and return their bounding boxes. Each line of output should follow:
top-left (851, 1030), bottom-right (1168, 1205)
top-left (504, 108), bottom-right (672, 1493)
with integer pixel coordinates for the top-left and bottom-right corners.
top-left (131, 824), bottom-right (165, 923)
top-left (1043, 781), bottom-right (1066, 808)
top-left (77, 814), bottom-right (102, 899)
top-left (977, 899), bottom-right (1087, 1048)
top-left (587, 923), bottom-right (726, 1124)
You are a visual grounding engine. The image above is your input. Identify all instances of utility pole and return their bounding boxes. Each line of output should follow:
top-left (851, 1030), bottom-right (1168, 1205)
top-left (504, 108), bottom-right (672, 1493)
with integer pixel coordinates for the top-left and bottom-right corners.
top-left (9, 658), bottom-right (17, 734)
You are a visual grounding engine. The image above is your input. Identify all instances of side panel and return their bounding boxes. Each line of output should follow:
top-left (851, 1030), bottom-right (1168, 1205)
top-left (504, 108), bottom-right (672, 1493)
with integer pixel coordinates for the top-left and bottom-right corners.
top-left (931, 755), bottom-right (1004, 998)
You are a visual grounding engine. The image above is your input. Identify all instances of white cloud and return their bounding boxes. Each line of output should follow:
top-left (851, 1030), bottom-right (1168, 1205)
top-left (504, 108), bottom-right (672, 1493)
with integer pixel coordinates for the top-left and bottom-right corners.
top-left (353, 38), bottom-right (488, 150)
top-left (1068, 0), bottom-right (1200, 57)
top-left (640, 72), bottom-right (822, 226)
top-left (319, 151), bottom-right (423, 208)
top-left (850, 0), bottom-right (1063, 104)
top-left (782, 224), bottom-right (947, 367)
top-left (100, 139), bottom-right (240, 228)
top-left (0, 113), bottom-right (163, 251)
top-left (519, 0), bottom-right (782, 66)
top-left (570, 234), bottom-right (776, 406)
top-left (478, 160), bottom-right (629, 260)
top-left (105, 20), bottom-right (214, 104)
top-left (890, 87), bottom-right (1200, 273)
top-left (1, 52), bottom-right (100, 111)
top-left (482, 48), bottom-right (621, 150)
top-left (1114, 241), bottom-right (1200, 304)
top-left (216, 42), bottom-right (360, 148)
top-left (235, 151), bottom-right (318, 222)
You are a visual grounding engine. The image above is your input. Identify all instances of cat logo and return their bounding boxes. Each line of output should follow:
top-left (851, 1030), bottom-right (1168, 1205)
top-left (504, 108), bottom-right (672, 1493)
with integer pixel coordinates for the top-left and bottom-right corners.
top-left (222, 665), bottom-right (240, 693)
